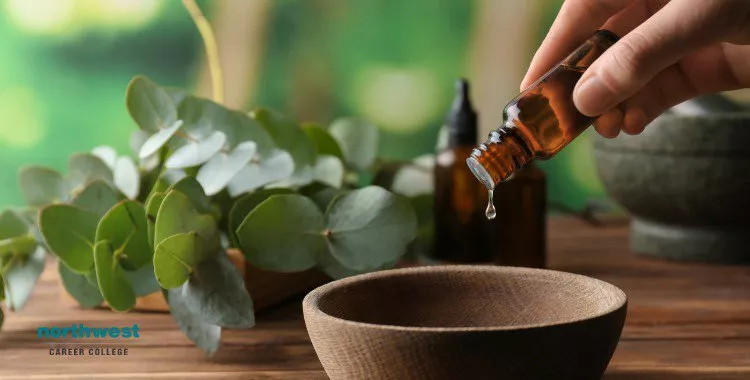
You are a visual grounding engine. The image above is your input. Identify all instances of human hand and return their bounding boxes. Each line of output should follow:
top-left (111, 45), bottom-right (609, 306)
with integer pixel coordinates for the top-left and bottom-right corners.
top-left (521, 0), bottom-right (750, 137)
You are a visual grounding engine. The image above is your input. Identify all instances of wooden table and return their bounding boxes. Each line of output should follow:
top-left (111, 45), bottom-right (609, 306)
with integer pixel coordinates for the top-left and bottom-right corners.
top-left (2, 217), bottom-right (750, 379)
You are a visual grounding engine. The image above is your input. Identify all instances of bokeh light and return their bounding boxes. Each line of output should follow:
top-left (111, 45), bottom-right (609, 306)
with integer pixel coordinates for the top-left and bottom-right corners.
top-left (5, 0), bottom-right (76, 35)
top-left (352, 66), bottom-right (441, 134)
top-left (0, 86), bottom-right (45, 148)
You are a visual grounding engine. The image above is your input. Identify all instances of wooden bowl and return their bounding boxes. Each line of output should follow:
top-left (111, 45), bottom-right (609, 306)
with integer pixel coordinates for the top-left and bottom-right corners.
top-left (303, 265), bottom-right (627, 380)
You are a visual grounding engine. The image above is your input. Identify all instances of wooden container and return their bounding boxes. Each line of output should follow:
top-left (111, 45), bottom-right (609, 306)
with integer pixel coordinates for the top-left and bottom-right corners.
top-left (61, 249), bottom-right (329, 312)
top-left (303, 265), bottom-right (627, 380)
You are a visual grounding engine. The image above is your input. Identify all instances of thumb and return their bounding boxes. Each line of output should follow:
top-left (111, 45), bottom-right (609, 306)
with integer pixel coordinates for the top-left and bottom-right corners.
top-left (573, 0), bottom-right (736, 116)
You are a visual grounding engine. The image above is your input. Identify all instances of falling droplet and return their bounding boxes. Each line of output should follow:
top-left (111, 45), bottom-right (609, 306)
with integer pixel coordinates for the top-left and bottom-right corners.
top-left (485, 188), bottom-right (496, 220)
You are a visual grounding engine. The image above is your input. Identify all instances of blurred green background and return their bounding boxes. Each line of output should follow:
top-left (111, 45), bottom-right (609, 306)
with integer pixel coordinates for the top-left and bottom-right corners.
top-left (0, 0), bottom-right (620, 210)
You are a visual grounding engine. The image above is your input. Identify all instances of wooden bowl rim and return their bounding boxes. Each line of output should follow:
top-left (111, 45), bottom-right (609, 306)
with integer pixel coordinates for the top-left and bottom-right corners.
top-left (303, 265), bottom-right (627, 332)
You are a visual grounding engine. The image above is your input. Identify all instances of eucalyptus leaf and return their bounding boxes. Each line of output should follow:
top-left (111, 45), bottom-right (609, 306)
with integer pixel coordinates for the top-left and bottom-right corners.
top-left (227, 189), bottom-right (294, 247)
top-left (96, 201), bottom-right (151, 270)
top-left (329, 118), bottom-right (379, 171)
top-left (93, 240), bottom-right (135, 312)
top-left (139, 120), bottom-right (184, 159)
top-left (237, 195), bottom-right (323, 272)
top-left (68, 154), bottom-right (114, 190)
top-left (0, 271), bottom-right (4, 302)
top-left (0, 210), bottom-right (30, 240)
top-left (164, 87), bottom-right (187, 108)
top-left (302, 124), bottom-right (344, 160)
top-left (165, 287), bottom-right (221, 356)
top-left (71, 180), bottom-right (121, 218)
top-left (167, 177), bottom-right (212, 214)
top-left (226, 149), bottom-right (295, 197)
top-left (197, 141), bottom-right (256, 196)
top-left (130, 130), bottom-right (160, 171)
top-left (85, 269), bottom-right (98, 287)
top-left (4, 247), bottom-right (45, 311)
top-left (226, 110), bottom-right (275, 155)
top-left (114, 157), bottom-right (140, 199)
top-left (126, 75), bottom-right (179, 133)
top-left (312, 155), bottom-right (344, 188)
top-left (266, 164), bottom-right (313, 189)
top-left (306, 186), bottom-right (347, 212)
top-left (166, 131), bottom-right (227, 169)
top-left (0, 236), bottom-right (37, 258)
top-left (154, 190), bottom-right (219, 253)
top-left (154, 232), bottom-right (205, 289)
top-left (58, 260), bottom-right (103, 309)
top-left (183, 253), bottom-right (254, 328)
top-left (391, 154), bottom-right (434, 197)
top-left (251, 108), bottom-right (315, 171)
top-left (91, 146), bottom-right (117, 169)
top-left (145, 192), bottom-right (165, 249)
top-left (123, 262), bottom-right (161, 297)
top-left (39, 204), bottom-right (99, 273)
top-left (325, 186), bottom-right (417, 271)
top-left (19, 166), bottom-right (67, 207)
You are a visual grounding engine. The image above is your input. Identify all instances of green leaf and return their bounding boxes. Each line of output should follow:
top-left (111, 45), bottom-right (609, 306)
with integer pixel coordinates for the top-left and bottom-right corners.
top-left (0, 271), bottom-right (5, 302)
top-left (302, 123), bottom-right (344, 160)
top-left (166, 131), bottom-right (227, 169)
top-left (96, 201), bottom-right (151, 270)
top-left (165, 287), bottom-right (221, 356)
top-left (0, 210), bottom-right (30, 240)
top-left (164, 87), bottom-right (187, 108)
top-left (114, 157), bottom-right (140, 199)
top-left (197, 141), bottom-right (256, 196)
top-left (145, 192), bottom-right (166, 249)
top-left (183, 253), bottom-right (254, 328)
top-left (167, 177), bottom-right (212, 214)
top-left (251, 109), bottom-right (316, 171)
top-left (0, 236), bottom-right (37, 258)
top-left (139, 120), bottom-right (184, 159)
top-left (237, 195), bottom-right (324, 272)
top-left (58, 260), bottom-right (103, 309)
top-left (39, 204), bottom-right (99, 273)
top-left (154, 190), bottom-right (219, 252)
top-left (226, 110), bottom-right (275, 155)
top-left (3, 247), bottom-right (45, 310)
top-left (93, 240), bottom-right (135, 312)
top-left (85, 269), bottom-right (98, 287)
top-left (227, 189), bottom-right (294, 247)
top-left (329, 118), bottom-right (379, 171)
top-left (91, 146), bottom-right (117, 169)
top-left (312, 155), bottom-right (344, 188)
top-left (19, 166), bottom-right (67, 207)
top-left (71, 181), bottom-right (122, 218)
top-left (126, 75), bottom-right (179, 134)
top-left (68, 154), bottom-right (114, 193)
top-left (178, 96), bottom-right (275, 154)
top-left (123, 262), bottom-right (161, 297)
top-left (325, 186), bottom-right (417, 271)
top-left (226, 149), bottom-right (295, 197)
top-left (154, 232), bottom-right (205, 289)
top-left (304, 186), bottom-right (347, 212)
top-left (390, 155), bottom-right (434, 197)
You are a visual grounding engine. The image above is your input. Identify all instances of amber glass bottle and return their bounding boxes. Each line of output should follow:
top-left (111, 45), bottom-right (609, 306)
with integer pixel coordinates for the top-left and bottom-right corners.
top-left (484, 163), bottom-right (546, 268)
top-left (432, 79), bottom-right (487, 263)
top-left (466, 30), bottom-right (619, 191)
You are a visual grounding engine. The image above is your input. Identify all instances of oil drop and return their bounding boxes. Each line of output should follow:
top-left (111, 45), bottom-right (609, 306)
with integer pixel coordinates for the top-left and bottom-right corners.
top-left (485, 188), bottom-right (496, 220)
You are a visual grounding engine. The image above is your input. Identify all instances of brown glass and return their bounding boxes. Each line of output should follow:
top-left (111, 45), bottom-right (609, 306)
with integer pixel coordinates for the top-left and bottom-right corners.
top-left (467, 30), bottom-right (619, 189)
top-left (482, 163), bottom-right (546, 268)
top-left (433, 145), bottom-right (488, 262)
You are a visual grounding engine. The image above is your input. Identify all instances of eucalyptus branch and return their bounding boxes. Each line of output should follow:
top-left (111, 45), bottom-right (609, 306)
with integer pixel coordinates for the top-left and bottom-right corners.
top-left (182, 0), bottom-right (224, 104)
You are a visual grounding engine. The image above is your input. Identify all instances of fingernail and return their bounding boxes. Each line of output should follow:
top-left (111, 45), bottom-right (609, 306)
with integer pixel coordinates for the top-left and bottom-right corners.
top-left (574, 76), bottom-right (613, 116)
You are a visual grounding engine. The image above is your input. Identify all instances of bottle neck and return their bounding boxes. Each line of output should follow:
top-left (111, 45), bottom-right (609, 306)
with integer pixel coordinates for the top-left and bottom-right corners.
top-left (466, 123), bottom-right (535, 190)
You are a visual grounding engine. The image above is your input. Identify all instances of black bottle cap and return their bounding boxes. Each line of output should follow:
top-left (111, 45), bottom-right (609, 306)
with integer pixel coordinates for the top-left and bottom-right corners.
top-left (447, 78), bottom-right (478, 146)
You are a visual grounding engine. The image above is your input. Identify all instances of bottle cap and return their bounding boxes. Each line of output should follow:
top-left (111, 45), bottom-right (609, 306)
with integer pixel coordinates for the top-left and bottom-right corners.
top-left (447, 78), bottom-right (478, 146)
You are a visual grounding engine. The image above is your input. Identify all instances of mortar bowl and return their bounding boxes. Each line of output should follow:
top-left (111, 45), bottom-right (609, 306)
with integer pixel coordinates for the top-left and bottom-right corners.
top-left (303, 265), bottom-right (627, 380)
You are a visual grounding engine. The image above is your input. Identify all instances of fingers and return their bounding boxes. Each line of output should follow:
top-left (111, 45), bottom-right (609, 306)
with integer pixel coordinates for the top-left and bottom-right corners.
top-left (520, 0), bottom-right (632, 90)
top-left (573, 0), bottom-right (737, 117)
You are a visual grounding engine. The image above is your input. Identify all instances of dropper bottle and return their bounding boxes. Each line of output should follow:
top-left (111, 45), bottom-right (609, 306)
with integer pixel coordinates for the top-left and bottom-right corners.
top-left (466, 30), bottom-right (619, 213)
top-left (431, 79), bottom-right (486, 263)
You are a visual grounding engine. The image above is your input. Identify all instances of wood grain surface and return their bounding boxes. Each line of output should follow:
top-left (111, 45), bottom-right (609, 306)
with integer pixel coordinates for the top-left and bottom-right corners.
top-left (1, 217), bottom-right (749, 379)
